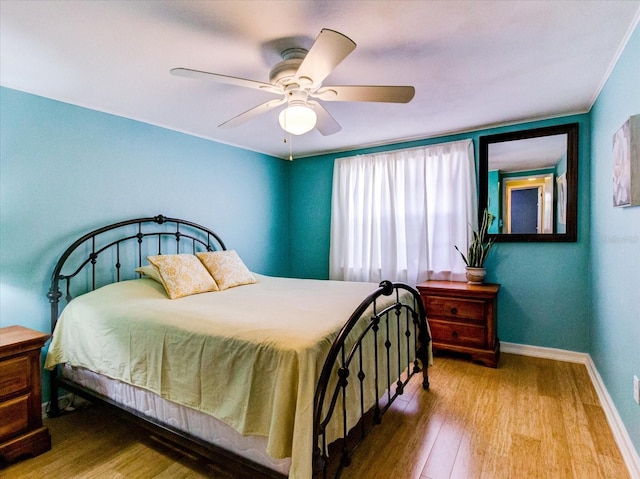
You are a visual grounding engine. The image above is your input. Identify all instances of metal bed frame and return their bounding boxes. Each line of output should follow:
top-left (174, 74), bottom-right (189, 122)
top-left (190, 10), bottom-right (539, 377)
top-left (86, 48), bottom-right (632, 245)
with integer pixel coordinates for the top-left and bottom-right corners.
top-left (47, 215), bottom-right (430, 479)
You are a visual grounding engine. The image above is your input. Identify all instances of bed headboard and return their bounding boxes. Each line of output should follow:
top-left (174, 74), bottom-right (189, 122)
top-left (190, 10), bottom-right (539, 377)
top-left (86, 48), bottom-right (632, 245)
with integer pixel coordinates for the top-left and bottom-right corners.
top-left (47, 214), bottom-right (226, 332)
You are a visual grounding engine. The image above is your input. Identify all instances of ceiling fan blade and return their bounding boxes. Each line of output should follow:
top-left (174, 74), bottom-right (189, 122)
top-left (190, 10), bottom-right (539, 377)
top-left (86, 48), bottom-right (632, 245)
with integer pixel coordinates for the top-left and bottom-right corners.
top-left (312, 85), bottom-right (415, 103)
top-left (218, 97), bottom-right (287, 129)
top-left (294, 29), bottom-right (356, 88)
top-left (170, 68), bottom-right (283, 95)
top-left (309, 101), bottom-right (341, 136)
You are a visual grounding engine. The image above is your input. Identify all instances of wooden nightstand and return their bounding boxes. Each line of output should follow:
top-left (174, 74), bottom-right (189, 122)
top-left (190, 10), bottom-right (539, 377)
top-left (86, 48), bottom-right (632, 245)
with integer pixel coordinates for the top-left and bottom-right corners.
top-left (0, 325), bottom-right (51, 463)
top-left (416, 280), bottom-right (500, 368)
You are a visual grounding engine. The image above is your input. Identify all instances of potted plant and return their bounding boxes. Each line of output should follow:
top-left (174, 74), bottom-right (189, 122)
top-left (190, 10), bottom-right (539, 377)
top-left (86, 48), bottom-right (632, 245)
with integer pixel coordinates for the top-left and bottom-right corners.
top-left (455, 208), bottom-right (496, 284)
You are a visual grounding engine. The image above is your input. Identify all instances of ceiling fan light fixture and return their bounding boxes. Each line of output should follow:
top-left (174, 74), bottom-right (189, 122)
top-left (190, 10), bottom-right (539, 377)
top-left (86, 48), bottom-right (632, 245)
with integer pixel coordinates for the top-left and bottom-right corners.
top-left (279, 103), bottom-right (317, 135)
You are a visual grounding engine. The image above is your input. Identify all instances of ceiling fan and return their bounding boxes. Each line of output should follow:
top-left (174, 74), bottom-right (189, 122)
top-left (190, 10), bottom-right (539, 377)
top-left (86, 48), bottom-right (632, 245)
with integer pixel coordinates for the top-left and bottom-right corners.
top-left (170, 28), bottom-right (415, 136)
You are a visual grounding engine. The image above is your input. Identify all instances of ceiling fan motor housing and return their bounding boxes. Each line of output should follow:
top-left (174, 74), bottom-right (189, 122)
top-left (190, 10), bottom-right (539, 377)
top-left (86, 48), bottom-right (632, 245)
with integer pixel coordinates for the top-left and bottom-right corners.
top-left (269, 47), bottom-right (309, 87)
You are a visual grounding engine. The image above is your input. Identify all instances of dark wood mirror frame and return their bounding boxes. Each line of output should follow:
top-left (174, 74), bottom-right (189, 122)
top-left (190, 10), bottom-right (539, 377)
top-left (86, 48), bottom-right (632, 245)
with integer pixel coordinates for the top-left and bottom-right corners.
top-left (479, 123), bottom-right (579, 242)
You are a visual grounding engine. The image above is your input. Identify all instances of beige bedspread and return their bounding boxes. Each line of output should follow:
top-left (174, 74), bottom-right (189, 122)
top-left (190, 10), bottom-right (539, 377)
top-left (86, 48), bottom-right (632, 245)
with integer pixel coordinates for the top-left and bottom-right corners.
top-left (46, 274), bottom-right (420, 479)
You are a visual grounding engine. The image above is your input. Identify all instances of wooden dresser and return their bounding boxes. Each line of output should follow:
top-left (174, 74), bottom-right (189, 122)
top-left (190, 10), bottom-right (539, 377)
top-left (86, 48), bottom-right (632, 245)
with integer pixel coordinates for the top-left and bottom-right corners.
top-left (416, 280), bottom-right (500, 368)
top-left (0, 325), bottom-right (51, 463)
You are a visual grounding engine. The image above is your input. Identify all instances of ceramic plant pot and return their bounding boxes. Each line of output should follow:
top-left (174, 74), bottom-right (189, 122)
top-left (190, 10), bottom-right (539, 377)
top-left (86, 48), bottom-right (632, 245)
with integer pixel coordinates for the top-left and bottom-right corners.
top-left (465, 266), bottom-right (486, 284)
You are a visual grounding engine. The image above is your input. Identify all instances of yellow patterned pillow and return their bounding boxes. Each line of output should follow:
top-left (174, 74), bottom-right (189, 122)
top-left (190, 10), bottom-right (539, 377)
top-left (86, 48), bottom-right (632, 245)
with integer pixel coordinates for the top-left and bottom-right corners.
top-left (196, 250), bottom-right (257, 291)
top-left (147, 254), bottom-right (219, 299)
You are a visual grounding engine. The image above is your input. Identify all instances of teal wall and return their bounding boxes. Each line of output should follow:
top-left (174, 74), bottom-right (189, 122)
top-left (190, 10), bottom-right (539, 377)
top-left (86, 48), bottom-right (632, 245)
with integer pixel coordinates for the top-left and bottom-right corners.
top-left (289, 113), bottom-right (591, 354)
top-left (0, 88), bottom-right (291, 341)
top-left (590, 23), bottom-right (640, 453)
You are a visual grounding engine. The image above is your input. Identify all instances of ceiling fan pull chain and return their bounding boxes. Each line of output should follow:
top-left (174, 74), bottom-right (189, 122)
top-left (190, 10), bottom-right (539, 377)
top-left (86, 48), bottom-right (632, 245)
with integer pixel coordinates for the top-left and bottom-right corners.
top-left (282, 113), bottom-right (294, 161)
top-left (288, 131), bottom-right (294, 161)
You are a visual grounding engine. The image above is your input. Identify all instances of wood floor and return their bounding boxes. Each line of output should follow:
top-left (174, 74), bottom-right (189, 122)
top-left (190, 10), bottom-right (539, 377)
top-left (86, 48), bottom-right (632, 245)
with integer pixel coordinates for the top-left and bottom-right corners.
top-left (1, 353), bottom-right (630, 479)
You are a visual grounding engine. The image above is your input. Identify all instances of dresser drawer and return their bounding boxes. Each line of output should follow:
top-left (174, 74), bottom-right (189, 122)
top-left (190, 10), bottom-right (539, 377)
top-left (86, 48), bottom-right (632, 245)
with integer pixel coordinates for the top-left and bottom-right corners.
top-left (0, 356), bottom-right (30, 399)
top-left (429, 320), bottom-right (486, 347)
top-left (0, 395), bottom-right (29, 440)
top-left (425, 296), bottom-right (485, 323)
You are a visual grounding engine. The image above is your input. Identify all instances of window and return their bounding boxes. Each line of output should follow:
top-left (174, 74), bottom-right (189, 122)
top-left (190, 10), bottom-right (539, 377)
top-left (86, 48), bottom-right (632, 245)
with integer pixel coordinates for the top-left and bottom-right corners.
top-left (330, 140), bottom-right (476, 285)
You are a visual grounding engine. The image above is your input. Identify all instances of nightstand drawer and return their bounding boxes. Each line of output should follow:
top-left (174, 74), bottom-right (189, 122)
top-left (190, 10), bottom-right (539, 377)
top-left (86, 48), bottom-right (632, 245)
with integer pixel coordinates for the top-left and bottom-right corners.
top-left (0, 356), bottom-right (30, 399)
top-left (429, 320), bottom-right (486, 347)
top-left (0, 395), bottom-right (29, 440)
top-left (425, 296), bottom-right (485, 322)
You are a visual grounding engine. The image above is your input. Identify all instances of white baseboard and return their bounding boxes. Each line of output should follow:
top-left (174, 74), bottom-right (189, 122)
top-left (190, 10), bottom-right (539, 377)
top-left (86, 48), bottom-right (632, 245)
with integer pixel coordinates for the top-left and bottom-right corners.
top-left (501, 342), bottom-right (590, 364)
top-left (502, 342), bottom-right (640, 479)
top-left (585, 356), bottom-right (640, 479)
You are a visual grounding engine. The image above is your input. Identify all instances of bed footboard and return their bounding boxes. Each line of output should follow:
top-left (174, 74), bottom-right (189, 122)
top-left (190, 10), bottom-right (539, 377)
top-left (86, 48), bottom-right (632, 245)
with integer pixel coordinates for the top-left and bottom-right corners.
top-left (312, 280), bottom-right (430, 479)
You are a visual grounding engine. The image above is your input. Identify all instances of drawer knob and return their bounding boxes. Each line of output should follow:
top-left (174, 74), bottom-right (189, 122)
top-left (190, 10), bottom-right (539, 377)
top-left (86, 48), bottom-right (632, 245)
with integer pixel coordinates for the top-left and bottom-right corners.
top-left (452, 331), bottom-right (459, 339)
top-left (450, 307), bottom-right (458, 315)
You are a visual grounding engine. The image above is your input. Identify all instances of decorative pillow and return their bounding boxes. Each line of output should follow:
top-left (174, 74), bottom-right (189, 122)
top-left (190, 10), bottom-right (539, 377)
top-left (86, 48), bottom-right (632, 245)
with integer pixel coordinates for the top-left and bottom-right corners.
top-left (147, 254), bottom-right (219, 299)
top-left (135, 264), bottom-right (163, 284)
top-left (196, 250), bottom-right (257, 291)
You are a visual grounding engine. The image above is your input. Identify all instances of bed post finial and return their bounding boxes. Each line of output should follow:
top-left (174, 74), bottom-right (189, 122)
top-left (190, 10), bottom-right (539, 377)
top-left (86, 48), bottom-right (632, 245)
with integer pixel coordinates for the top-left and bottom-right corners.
top-left (378, 280), bottom-right (394, 296)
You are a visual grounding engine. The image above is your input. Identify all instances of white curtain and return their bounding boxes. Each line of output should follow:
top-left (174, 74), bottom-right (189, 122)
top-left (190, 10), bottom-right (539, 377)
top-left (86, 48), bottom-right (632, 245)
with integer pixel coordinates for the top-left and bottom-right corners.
top-left (329, 139), bottom-right (477, 286)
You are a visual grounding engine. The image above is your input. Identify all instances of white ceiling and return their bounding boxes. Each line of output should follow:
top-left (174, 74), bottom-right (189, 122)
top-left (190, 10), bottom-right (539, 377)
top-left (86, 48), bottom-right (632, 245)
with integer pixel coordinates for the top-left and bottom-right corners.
top-left (1, 1), bottom-right (639, 160)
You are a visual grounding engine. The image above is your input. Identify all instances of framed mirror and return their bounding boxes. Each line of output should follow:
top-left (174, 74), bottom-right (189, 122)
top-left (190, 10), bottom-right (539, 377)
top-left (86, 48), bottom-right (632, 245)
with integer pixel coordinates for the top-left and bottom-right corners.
top-left (479, 123), bottom-right (578, 242)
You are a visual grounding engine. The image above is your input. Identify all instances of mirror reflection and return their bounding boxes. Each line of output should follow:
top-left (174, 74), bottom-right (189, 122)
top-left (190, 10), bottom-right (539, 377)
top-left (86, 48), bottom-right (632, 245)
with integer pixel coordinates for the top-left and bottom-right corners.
top-left (488, 134), bottom-right (567, 234)
top-left (479, 123), bottom-right (578, 242)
